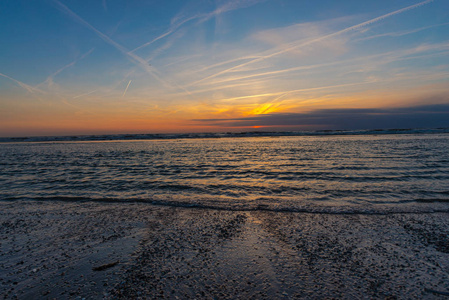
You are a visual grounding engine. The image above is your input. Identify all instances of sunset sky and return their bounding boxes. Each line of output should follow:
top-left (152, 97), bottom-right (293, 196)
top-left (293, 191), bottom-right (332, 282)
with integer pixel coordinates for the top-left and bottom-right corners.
top-left (1, 0), bottom-right (449, 136)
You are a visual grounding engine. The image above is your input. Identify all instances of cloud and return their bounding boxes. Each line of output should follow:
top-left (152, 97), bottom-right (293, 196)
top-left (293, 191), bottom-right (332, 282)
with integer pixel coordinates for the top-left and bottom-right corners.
top-left (196, 0), bottom-right (267, 24)
top-left (0, 72), bottom-right (43, 94)
top-left (130, 28), bottom-right (178, 54)
top-left (191, 0), bottom-right (434, 86)
top-left (145, 28), bottom-right (187, 62)
top-left (122, 80), bottom-right (132, 97)
top-left (251, 17), bottom-right (352, 53)
top-left (36, 47), bottom-right (95, 90)
top-left (131, 0), bottom-right (267, 54)
top-left (357, 22), bottom-right (449, 42)
top-left (193, 103), bottom-right (449, 130)
top-left (181, 39), bottom-right (449, 95)
top-left (50, 0), bottom-right (179, 91)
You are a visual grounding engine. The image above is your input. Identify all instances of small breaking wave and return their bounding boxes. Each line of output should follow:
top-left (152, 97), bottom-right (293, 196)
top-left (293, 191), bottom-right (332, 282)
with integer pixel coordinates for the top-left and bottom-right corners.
top-left (416, 198), bottom-right (449, 203)
top-left (2, 196), bottom-right (449, 215)
top-left (1, 127), bottom-right (448, 143)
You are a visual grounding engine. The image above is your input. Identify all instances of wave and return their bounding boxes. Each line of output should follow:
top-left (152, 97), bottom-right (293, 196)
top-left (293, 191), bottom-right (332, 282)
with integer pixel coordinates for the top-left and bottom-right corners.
top-left (1, 127), bottom-right (449, 143)
top-left (416, 198), bottom-right (449, 203)
top-left (2, 196), bottom-right (449, 215)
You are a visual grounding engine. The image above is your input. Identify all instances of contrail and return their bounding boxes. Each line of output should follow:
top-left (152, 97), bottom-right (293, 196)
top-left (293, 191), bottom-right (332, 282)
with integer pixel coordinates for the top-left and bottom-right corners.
top-left (130, 13), bottom-right (200, 54)
top-left (51, 0), bottom-right (176, 90)
top-left (131, 0), bottom-right (266, 54)
top-left (73, 89), bottom-right (98, 99)
top-left (0, 72), bottom-right (42, 94)
top-left (214, 40), bottom-right (449, 86)
top-left (122, 80), bottom-right (132, 97)
top-left (191, 0), bottom-right (434, 86)
top-left (357, 21), bottom-right (449, 41)
top-left (52, 0), bottom-right (195, 98)
top-left (130, 30), bottom-right (174, 53)
top-left (215, 81), bottom-right (376, 103)
top-left (36, 47), bottom-right (95, 88)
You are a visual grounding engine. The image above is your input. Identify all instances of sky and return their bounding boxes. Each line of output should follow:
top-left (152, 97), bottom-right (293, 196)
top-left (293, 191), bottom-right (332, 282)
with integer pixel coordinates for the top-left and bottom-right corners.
top-left (1, 0), bottom-right (449, 137)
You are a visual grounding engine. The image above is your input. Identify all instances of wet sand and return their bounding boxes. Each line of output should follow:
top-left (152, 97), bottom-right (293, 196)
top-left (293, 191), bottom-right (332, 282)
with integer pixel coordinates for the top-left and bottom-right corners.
top-left (1, 201), bottom-right (449, 299)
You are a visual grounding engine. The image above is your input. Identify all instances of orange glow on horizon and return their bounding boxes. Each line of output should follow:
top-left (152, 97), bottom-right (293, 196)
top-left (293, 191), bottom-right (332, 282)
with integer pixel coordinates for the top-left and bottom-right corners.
top-left (2, 82), bottom-right (449, 137)
top-left (1, 0), bottom-right (448, 137)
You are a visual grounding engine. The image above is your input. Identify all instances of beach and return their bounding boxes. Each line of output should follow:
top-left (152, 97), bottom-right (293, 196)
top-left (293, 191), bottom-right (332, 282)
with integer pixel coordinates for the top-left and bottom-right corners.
top-left (1, 200), bottom-right (449, 299)
top-left (1, 134), bottom-right (449, 298)
top-left (2, 0), bottom-right (449, 298)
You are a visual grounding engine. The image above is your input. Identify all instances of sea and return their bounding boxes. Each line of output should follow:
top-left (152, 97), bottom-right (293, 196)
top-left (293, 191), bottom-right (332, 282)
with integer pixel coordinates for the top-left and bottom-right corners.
top-left (1, 129), bottom-right (449, 214)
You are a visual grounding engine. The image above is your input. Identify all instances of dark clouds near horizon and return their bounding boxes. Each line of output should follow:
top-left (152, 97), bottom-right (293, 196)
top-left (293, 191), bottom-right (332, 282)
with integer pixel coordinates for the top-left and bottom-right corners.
top-left (193, 104), bottom-right (449, 130)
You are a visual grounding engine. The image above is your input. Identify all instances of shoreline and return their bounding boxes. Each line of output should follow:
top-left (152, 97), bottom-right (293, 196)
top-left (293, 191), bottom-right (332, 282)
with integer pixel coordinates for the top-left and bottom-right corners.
top-left (1, 128), bottom-right (448, 144)
top-left (1, 200), bottom-right (449, 299)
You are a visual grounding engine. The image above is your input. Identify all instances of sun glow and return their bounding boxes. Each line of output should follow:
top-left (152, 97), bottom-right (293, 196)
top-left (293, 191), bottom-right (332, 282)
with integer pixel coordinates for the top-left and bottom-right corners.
top-left (1, 0), bottom-right (448, 136)
top-left (245, 103), bottom-right (283, 116)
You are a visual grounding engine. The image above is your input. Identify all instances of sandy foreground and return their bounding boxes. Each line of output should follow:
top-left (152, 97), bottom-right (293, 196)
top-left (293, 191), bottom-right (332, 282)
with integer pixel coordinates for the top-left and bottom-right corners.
top-left (1, 201), bottom-right (449, 299)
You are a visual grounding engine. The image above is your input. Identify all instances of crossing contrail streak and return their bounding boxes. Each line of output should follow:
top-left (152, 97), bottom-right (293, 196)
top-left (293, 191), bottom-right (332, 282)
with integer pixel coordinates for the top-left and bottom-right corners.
top-left (0, 72), bottom-right (42, 94)
top-left (51, 0), bottom-right (192, 97)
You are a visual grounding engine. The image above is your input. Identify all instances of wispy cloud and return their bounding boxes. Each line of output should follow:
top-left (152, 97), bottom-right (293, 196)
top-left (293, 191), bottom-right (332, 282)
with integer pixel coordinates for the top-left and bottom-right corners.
top-left (194, 40), bottom-right (449, 88)
top-left (190, 0), bottom-right (434, 86)
top-left (50, 0), bottom-right (179, 92)
top-left (145, 28), bottom-right (187, 62)
top-left (72, 89), bottom-right (99, 99)
top-left (195, 0), bottom-right (268, 24)
top-left (36, 48), bottom-right (95, 90)
top-left (195, 55), bottom-right (265, 74)
top-left (161, 54), bottom-right (202, 68)
top-left (211, 81), bottom-right (375, 103)
top-left (131, 0), bottom-right (267, 54)
top-left (130, 29), bottom-right (177, 54)
top-left (0, 72), bottom-right (43, 94)
top-left (357, 22), bottom-right (449, 41)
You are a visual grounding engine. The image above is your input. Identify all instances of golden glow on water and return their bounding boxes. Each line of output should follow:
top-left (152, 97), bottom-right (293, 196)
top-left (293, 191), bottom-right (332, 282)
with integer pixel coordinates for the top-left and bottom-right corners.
top-left (1, 134), bottom-right (449, 213)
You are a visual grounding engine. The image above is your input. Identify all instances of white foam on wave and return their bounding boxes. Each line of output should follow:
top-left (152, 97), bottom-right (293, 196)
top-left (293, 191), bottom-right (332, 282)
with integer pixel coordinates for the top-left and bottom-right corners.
top-left (3, 196), bottom-right (449, 215)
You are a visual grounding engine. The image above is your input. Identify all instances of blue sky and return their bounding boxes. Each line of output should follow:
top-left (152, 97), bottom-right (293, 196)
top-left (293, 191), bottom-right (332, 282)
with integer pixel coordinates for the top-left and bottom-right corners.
top-left (1, 0), bottom-right (448, 136)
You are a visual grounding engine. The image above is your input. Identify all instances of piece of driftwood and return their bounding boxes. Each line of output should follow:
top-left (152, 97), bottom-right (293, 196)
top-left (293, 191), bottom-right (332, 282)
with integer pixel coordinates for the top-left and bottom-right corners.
top-left (92, 261), bottom-right (119, 271)
top-left (424, 288), bottom-right (449, 297)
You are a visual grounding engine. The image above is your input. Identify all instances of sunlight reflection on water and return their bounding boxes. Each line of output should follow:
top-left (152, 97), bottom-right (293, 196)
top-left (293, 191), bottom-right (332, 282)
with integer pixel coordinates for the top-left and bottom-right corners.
top-left (1, 134), bottom-right (448, 213)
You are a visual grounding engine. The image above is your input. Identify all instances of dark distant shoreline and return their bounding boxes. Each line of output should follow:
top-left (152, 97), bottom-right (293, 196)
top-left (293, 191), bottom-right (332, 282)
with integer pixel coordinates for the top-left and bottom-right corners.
top-left (1, 127), bottom-right (449, 143)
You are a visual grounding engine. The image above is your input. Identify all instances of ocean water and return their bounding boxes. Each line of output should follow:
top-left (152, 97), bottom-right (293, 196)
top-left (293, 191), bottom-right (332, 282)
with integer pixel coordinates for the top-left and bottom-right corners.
top-left (1, 133), bottom-right (449, 214)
